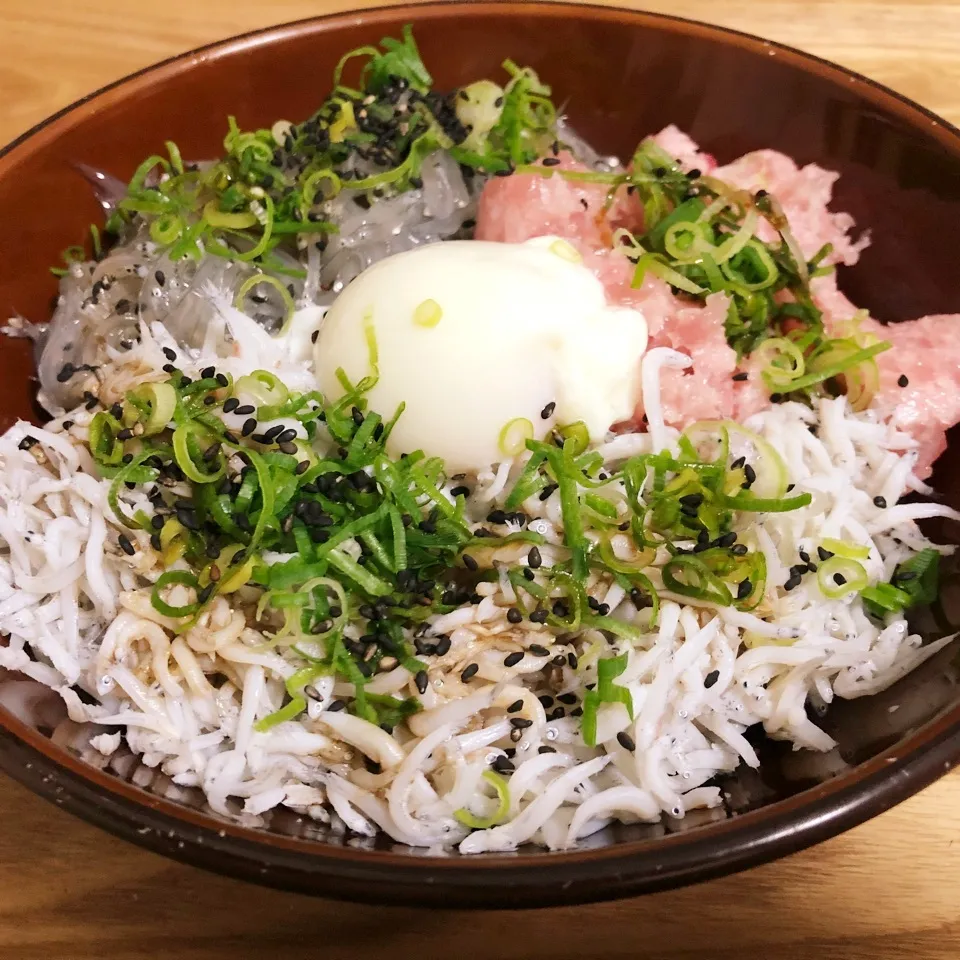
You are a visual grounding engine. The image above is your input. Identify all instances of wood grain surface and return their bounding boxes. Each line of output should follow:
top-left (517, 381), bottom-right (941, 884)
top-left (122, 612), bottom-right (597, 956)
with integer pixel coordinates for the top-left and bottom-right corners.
top-left (2, 1), bottom-right (960, 957)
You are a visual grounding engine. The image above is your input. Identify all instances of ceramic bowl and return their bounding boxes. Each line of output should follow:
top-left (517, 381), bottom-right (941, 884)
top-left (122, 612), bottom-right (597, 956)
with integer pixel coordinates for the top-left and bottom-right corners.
top-left (1, 1), bottom-right (959, 908)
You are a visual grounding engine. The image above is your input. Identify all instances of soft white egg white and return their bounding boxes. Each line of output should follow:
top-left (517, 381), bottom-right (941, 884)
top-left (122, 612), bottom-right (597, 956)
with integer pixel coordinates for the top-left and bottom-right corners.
top-left (313, 237), bottom-right (648, 471)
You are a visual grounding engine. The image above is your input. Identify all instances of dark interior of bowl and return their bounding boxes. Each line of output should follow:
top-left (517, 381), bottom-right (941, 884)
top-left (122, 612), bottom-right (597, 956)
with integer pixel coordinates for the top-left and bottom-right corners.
top-left (1, 1), bottom-right (960, 908)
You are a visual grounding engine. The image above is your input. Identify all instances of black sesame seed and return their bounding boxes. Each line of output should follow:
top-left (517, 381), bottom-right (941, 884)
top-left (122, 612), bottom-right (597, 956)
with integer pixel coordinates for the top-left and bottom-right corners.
top-left (460, 663), bottom-right (479, 682)
top-left (17, 436), bottom-right (38, 451)
top-left (529, 607), bottom-right (547, 623)
top-left (731, 456), bottom-right (746, 470)
top-left (873, 496), bottom-right (887, 508)
top-left (523, 568), bottom-right (536, 582)
top-left (715, 531), bottom-right (738, 549)
top-left (567, 652), bottom-right (578, 669)
top-left (538, 745), bottom-right (557, 754)
top-left (833, 573), bottom-right (847, 585)
top-left (414, 670), bottom-right (428, 694)
top-left (149, 533), bottom-right (162, 551)
top-left (679, 493), bottom-right (704, 508)
top-left (222, 398), bottom-right (239, 413)
top-left (450, 485), bottom-right (470, 498)
top-left (241, 418), bottom-right (257, 437)
top-left (503, 651), bottom-right (524, 667)
top-left (557, 692), bottom-right (577, 705)
top-left (327, 699), bottom-right (347, 713)
top-left (784, 573), bottom-right (802, 591)
top-left (507, 607), bottom-right (523, 624)
top-left (529, 644), bottom-right (550, 657)
top-left (462, 553), bottom-right (479, 572)
top-left (539, 483), bottom-right (558, 501)
top-left (540, 401), bottom-right (556, 419)
top-left (234, 404), bottom-right (255, 416)
top-left (541, 157), bottom-right (561, 167)
top-left (898, 374), bottom-right (909, 388)
top-left (492, 756), bottom-right (515, 774)
top-left (616, 731), bottom-right (636, 752)
top-left (818, 546), bottom-right (834, 561)
top-left (506, 699), bottom-right (523, 713)
top-left (278, 442), bottom-right (298, 455)
top-left (215, 374), bottom-right (229, 388)
top-left (704, 669), bottom-right (720, 689)
top-left (744, 463), bottom-right (757, 485)
top-left (117, 534), bottom-right (135, 556)
top-left (538, 695), bottom-right (555, 708)
top-left (162, 347), bottom-right (177, 362)
top-left (732, 371), bottom-right (749, 382)
top-left (527, 546), bottom-right (542, 569)
top-left (510, 716), bottom-right (533, 729)
top-left (200, 366), bottom-right (215, 380)
top-left (770, 392), bottom-right (785, 404)
top-left (161, 363), bottom-right (176, 374)
top-left (737, 579), bottom-right (753, 600)
top-left (799, 550), bottom-right (810, 563)
top-left (176, 506), bottom-right (200, 530)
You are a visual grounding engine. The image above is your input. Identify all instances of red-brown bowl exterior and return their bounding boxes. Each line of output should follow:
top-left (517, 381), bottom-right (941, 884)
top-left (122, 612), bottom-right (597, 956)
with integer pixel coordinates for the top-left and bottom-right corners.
top-left (1, 2), bottom-right (960, 908)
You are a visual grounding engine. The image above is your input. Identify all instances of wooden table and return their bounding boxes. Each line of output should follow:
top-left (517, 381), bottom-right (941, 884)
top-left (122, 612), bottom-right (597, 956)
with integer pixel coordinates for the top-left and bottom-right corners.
top-left (2, 1), bottom-right (960, 956)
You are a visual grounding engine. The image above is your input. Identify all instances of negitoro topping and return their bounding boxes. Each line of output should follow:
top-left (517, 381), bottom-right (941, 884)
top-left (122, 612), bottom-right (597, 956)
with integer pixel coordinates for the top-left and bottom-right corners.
top-left (521, 140), bottom-right (893, 411)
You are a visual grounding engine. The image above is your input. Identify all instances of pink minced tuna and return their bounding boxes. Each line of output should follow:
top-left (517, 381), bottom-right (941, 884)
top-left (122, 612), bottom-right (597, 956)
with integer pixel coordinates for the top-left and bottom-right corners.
top-left (474, 127), bottom-right (960, 476)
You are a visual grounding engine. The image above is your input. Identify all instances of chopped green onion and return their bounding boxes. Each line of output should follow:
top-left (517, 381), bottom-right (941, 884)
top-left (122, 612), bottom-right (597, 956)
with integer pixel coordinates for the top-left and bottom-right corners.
top-left (235, 275), bottom-right (295, 334)
top-left (662, 556), bottom-right (734, 605)
top-left (151, 570), bottom-right (201, 618)
top-left (255, 696), bottom-right (307, 732)
top-left (820, 538), bottom-right (870, 560)
top-left (412, 298), bottom-right (443, 327)
top-left (498, 417), bottom-right (534, 458)
top-left (581, 652), bottom-right (632, 747)
top-left (172, 422), bottom-right (226, 484)
top-left (132, 382), bottom-right (177, 435)
top-left (817, 557), bottom-right (868, 598)
top-left (454, 770), bottom-right (510, 829)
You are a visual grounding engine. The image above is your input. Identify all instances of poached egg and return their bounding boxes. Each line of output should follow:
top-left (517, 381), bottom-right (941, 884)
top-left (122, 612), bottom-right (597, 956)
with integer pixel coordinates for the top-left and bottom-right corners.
top-left (313, 237), bottom-right (648, 471)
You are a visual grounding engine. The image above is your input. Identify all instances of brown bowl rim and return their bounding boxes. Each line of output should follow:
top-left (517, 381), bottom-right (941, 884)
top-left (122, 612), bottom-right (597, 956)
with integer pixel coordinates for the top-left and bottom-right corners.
top-left (2, 0), bottom-right (960, 908)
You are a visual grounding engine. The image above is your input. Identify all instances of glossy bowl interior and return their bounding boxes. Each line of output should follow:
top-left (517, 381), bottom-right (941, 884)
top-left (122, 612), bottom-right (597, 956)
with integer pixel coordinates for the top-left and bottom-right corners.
top-left (2, 1), bottom-right (960, 908)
